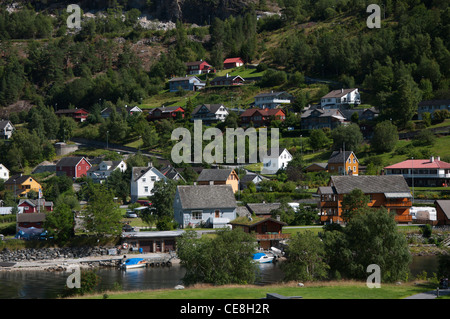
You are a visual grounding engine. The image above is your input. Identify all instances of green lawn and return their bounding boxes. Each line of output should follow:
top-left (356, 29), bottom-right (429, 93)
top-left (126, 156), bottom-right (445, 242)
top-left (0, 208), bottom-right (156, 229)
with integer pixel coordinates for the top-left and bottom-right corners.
top-left (78, 281), bottom-right (434, 299)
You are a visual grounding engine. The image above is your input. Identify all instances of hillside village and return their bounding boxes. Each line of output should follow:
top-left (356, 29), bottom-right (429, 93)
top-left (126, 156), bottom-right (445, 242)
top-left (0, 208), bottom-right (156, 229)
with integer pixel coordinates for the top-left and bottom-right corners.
top-left (0, 0), bottom-right (449, 297)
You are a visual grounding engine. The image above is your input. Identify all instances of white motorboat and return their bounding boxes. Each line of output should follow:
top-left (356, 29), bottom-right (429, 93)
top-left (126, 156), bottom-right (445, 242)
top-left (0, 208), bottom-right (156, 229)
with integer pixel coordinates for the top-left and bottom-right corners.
top-left (120, 258), bottom-right (147, 270)
top-left (252, 252), bottom-right (274, 264)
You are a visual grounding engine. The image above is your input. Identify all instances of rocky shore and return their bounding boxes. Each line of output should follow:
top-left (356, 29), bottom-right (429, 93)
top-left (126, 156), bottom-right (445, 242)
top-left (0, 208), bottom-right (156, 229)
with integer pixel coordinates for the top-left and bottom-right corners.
top-left (0, 246), bottom-right (178, 271)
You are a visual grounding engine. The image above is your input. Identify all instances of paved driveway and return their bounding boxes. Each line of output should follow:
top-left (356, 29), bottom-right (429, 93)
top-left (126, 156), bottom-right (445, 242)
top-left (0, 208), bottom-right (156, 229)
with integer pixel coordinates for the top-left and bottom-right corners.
top-left (405, 289), bottom-right (450, 299)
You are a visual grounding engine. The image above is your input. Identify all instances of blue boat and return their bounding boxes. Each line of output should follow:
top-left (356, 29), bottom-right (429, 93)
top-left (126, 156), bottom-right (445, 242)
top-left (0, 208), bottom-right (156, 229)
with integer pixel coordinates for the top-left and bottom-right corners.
top-left (252, 252), bottom-right (274, 264)
top-left (120, 258), bottom-right (147, 269)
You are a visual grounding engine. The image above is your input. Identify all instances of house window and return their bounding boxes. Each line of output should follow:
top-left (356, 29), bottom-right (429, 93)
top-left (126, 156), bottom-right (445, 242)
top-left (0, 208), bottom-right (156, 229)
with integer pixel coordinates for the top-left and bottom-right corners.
top-left (215, 210), bottom-right (220, 218)
top-left (353, 166), bottom-right (356, 172)
top-left (151, 176), bottom-right (156, 182)
top-left (192, 211), bottom-right (202, 220)
top-left (142, 178), bottom-right (146, 182)
top-left (144, 186), bottom-right (149, 193)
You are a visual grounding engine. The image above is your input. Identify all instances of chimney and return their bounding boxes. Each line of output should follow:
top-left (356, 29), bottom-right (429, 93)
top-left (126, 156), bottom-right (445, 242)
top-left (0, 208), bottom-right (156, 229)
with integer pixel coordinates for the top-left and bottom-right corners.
top-left (437, 156), bottom-right (440, 161)
top-left (341, 88), bottom-right (344, 93)
top-left (430, 156), bottom-right (434, 163)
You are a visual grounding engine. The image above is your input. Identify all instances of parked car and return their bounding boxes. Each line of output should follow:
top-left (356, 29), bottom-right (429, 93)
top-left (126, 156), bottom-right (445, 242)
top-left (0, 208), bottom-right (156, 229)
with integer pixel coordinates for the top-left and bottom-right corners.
top-left (126, 211), bottom-right (138, 218)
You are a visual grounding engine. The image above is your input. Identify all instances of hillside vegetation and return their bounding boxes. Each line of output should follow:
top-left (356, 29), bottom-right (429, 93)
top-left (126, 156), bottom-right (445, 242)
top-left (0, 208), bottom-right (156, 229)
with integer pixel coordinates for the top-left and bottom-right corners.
top-left (0, 0), bottom-right (449, 178)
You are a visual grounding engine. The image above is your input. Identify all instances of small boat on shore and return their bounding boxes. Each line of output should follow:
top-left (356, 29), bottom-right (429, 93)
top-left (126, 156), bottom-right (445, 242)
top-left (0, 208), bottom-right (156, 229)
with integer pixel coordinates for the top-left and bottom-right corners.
top-left (120, 258), bottom-right (147, 270)
top-left (253, 252), bottom-right (274, 264)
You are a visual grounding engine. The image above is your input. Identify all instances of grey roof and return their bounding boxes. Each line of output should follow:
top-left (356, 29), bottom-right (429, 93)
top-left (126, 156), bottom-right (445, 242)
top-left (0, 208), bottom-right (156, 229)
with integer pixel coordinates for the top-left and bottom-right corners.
top-left (305, 163), bottom-right (328, 169)
top-left (240, 173), bottom-right (265, 184)
top-left (160, 165), bottom-right (186, 181)
top-left (329, 175), bottom-right (411, 195)
top-left (122, 230), bottom-right (185, 238)
top-left (5, 175), bottom-right (35, 185)
top-left (246, 203), bottom-right (281, 215)
top-left (56, 157), bottom-right (90, 167)
top-left (197, 169), bottom-right (236, 182)
top-left (192, 104), bottom-right (227, 115)
top-left (88, 161), bottom-right (123, 173)
top-left (169, 76), bottom-right (201, 82)
top-left (317, 186), bottom-right (336, 195)
top-left (132, 166), bottom-right (166, 182)
top-left (435, 200), bottom-right (450, 219)
top-left (150, 106), bottom-right (184, 113)
top-left (322, 88), bottom-right (358, 99)
top-left (0, 120), bottom-right (13, 130)
top-left (17, 213), bottom-right (46, 223)
top-left (301, 108), bottom-right (346, 119)
top-left (328, 151), bottom-right (357, 164)
top-left (177, 185), bottom-right (237, 210)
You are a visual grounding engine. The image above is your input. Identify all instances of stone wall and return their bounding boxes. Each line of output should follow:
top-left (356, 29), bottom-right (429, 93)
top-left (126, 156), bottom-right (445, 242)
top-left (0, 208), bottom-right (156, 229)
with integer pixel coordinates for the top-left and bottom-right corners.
top-left (0, 246), bottom-right (109, 263)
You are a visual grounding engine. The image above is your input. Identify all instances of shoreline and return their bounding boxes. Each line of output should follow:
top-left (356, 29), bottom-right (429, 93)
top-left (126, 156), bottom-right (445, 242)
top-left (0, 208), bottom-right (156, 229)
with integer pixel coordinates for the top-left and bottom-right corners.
top-left (0, 253), bottom-right (180, 272)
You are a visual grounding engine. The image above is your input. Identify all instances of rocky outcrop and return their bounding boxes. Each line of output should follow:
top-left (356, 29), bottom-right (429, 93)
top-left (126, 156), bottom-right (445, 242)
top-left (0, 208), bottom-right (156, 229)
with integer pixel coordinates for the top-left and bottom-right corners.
top-left (30, 0), bottom-right (255, 24)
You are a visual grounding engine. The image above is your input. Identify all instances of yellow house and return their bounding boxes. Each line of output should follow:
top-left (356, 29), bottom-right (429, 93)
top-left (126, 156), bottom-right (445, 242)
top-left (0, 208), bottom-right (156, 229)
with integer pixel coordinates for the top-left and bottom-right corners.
top-left (4, 175), bottom-right (43, 197)
top-left (196, 169), bottom-right (240, 193)
top-left (327, 150), bottom-right (359, 176)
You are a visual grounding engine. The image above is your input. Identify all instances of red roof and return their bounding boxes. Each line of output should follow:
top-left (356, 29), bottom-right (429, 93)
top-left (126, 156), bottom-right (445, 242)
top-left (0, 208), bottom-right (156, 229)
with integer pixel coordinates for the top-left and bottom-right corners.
top-left (385, 158), bottom-right (450, 169)
top-left (224, 57), bottom-right (244, 64)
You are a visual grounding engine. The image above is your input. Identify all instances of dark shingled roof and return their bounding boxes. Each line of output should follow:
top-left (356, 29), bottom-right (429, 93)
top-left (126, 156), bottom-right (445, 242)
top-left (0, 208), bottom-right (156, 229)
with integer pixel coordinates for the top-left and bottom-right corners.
top-left (56, 157), bottom-right (90, 167)
top-left (329, 175), bottom-right (411, 194)
top-left (197, 169), bottom-right (237, 182)
top-left (177, 185), bottom-right (237, 210)
top-left (246, 203), bottom-right (281, 216)
top-left (328, 151), bottom-right (356, 164)
top-left (17, 213), bottom-right (46, 223)
top-left (435, 200), bottom-right (450, 219)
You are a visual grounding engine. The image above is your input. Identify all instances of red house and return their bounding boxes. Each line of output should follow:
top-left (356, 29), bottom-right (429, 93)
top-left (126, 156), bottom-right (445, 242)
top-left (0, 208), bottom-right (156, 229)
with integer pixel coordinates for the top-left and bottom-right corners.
top-left (147, 106), bottom-right (185, 121)
top-left (223, 57), bottom-right (244, 69)
top-left (186, 60), bottom-right (214, 75)
top-left (18, 199), bottom-right (53, 213)
top-left (210, 74), bottom-right (245, 86)
top-left (55, 108), bottom-right (90, 122)
top-left (240, 108), bottom-right (286, 127)
top-left (56, 156), bottom-right (92, 179)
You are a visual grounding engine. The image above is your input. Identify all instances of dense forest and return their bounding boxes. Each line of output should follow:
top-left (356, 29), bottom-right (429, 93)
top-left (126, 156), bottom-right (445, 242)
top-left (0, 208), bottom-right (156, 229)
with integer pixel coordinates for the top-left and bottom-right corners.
top-left (0, 0), bottom-right (449, 174)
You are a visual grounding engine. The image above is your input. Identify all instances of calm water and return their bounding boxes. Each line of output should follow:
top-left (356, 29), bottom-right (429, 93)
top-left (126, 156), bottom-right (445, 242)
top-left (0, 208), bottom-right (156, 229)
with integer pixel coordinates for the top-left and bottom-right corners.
top-left (0, 256), bottom-right (439, 299)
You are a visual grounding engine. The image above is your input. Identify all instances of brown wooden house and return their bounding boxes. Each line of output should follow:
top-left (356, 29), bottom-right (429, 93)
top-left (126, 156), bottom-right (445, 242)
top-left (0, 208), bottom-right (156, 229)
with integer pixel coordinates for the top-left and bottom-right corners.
top-left (230, 216), bottom-right (290, 250)
top-left (318, 175), bottom-right (413, 224)
top-left (435, 200), bottom-right (450, 225)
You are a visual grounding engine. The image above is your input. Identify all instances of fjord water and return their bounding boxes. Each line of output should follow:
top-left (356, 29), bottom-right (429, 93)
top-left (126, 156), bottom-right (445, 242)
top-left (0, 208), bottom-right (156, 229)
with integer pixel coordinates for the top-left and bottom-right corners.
top-left (0, 256), bottom-right (439, 299)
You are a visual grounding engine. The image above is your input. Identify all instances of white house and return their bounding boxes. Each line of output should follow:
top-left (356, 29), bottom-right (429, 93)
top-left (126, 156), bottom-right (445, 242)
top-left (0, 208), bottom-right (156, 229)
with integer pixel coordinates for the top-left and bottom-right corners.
top-left (417, 99), bottom-right (450, 120)
top-left (130, 165), bottom-right (167, 202)
top-left (384, 156), bottom-right (450, 187)
top-left (173, 185), bottom-right (237, 229)
top-left (254, 91), bottom-right (293, 109)
top-left (321, 88), bottom-right (361, 108)
top-left (0, 164), bottom-right (9, 181)
top-left (87, 160), bottom-right (127, 183)
top-left (0, 120), bottom-right (15, 139)
top-left (192, 104), bottom-right (229, 123)
top-left (261, 148), bottom-right (293, 174)
top-left (169, 76), bottom-right (206, 92)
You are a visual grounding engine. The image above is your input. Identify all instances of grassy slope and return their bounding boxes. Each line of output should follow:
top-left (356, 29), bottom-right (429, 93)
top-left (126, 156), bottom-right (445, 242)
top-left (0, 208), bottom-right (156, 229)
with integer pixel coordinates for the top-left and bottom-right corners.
top-left (78, 281), bottom-right (434, 299)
